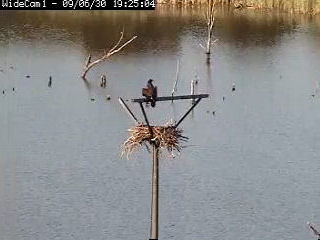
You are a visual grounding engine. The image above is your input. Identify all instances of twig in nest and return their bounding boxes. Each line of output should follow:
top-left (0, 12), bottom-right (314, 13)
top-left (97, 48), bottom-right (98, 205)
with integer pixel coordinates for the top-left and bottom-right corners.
top-left (121, 124), bottom-right (188, 158)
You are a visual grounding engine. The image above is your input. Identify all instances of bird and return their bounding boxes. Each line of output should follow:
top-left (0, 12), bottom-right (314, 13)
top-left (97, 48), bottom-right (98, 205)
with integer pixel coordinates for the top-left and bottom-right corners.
top-left (25, 75), bottom-right (30, 78)
top-left (12, 88), bottom-right (15, 92)
top-left (232, 83), bottom-right (236, 92)
top-left (142, 79), bottom-right (157, 107)
top-left (48, 76), bottom-right (52, 87)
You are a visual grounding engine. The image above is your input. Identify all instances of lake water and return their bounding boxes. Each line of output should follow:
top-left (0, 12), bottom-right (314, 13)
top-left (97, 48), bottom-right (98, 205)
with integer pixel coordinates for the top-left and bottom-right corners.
top-left (1, 7), bottom-right (320, 240)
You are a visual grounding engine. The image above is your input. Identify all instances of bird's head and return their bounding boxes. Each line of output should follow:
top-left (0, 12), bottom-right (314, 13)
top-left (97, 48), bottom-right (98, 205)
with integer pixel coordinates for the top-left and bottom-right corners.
top-left (148, 79), bottom-right (154, 84)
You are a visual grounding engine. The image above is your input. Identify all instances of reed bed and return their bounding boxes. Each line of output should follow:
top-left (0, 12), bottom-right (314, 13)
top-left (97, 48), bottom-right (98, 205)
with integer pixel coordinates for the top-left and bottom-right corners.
top-left (122, 124), bottom-right (188, 157)
top-left (157, 0), bottom-right (320, 15)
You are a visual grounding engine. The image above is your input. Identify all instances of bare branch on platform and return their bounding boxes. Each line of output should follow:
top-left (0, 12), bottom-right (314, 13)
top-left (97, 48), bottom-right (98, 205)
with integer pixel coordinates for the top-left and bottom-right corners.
top-left (132, 94), bottom-right (209, 103)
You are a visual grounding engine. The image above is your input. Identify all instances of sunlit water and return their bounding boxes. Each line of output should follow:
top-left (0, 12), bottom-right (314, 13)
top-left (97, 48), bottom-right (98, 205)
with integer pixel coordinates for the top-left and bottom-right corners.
top-left (1, 8), bottom-right (320, 240)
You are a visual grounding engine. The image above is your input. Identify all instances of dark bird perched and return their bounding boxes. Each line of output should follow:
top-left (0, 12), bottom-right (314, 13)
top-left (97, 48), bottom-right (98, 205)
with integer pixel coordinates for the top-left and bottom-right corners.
top-left (12, 88), bottom-right (15, 92)
top-left (48, 76), bottom-right (52, 87)
top-left (25, 75), bottom-right (30, 78)
top-left (232, 83), bottom-right (235, 92)
top-left (142, 79), bottom-right (157, 107)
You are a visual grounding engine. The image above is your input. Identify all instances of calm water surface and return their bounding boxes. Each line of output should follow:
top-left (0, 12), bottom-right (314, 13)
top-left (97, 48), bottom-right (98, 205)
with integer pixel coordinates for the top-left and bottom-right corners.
top-left (1, 8), bottom-right (320, 240)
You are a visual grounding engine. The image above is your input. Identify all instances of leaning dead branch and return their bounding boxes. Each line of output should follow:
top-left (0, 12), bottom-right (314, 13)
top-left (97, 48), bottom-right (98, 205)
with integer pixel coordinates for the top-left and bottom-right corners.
top-left (122, 124), bottom-right (188, 157)
top-left (308, 222), bottom-right (320, 238)
top-left (81, 31), bottom-right (137, 79)
top-left (85, 54), bottom-right (91, 68)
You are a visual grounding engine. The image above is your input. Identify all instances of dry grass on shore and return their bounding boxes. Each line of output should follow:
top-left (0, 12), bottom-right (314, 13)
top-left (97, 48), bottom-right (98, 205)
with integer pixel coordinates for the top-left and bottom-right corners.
top-left (157, 0), bottom-right (320, 15)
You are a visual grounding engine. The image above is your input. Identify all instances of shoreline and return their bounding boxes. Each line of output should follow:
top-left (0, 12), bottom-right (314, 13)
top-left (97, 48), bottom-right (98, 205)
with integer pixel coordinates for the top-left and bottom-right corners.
top-left (156, 0), bottom-right (320, 15)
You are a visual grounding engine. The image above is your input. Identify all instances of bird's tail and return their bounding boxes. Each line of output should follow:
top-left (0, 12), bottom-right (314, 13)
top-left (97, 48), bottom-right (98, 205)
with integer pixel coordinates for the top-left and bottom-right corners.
top-left (151, 99), bottom-right (156, 107)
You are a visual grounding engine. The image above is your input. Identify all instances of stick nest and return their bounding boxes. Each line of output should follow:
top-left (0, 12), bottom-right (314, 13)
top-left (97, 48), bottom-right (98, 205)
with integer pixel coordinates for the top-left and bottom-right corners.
top-left (122, 124), bottom-right (188, 157)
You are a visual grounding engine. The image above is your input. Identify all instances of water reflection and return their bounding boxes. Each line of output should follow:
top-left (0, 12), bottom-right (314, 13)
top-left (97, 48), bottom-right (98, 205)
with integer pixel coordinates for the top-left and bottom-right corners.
top-left (1, 7), bottom-right (320, 53)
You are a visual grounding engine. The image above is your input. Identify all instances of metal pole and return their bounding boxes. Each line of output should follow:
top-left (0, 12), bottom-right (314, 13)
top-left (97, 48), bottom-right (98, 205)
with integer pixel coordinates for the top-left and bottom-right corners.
top-left (175, 98), bottom-right (202, 128)
top-left (139, 102), bottom-right (154, 137)
top-left (119, 98), bottom-right (151, 153)
top-left (118, 97), bottom-right (139, 123)
top-left (150, 143), bottom-right (159, 240)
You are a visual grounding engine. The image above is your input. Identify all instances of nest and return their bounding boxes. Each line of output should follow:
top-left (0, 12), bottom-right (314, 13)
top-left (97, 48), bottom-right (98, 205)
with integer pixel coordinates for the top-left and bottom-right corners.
top-left (122, 124), bottom-right (188, 157)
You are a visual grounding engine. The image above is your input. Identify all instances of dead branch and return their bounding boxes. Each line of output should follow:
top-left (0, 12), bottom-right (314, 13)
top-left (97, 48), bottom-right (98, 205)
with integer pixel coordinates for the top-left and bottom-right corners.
top-left (308, 222), bottom-right (320, 238)
top-left (171, 59), bottom-right (180, 101)
top-left (81, 31), bottom-right (137, 79)
top-left (205, 0), bottom-right (217, 55)
top-left (85, 54), bottom-right (91, 67)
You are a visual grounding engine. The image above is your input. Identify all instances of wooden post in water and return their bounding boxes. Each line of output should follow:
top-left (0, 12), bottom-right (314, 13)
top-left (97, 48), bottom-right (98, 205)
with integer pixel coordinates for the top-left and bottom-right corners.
top-left (150, 143), bottom-right (159, 240)
top-left (150, 144), bottom-right (159, 239)
top-left (191, 79), bottom-right (196, 105)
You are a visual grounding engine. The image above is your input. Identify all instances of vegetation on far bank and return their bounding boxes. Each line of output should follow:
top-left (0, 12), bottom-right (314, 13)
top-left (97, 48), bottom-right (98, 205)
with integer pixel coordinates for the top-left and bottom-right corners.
top-left (157, 0), bottom-right (320, 15)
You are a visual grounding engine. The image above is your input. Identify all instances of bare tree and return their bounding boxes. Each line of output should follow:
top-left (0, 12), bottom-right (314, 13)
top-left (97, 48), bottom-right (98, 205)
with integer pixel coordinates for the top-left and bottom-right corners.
top-left (81, 31), bottom-right (137, 79)
top-left (200, 0), bottom-right (218, 58)
top-left (206, 0), bottom-right (216, 54)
